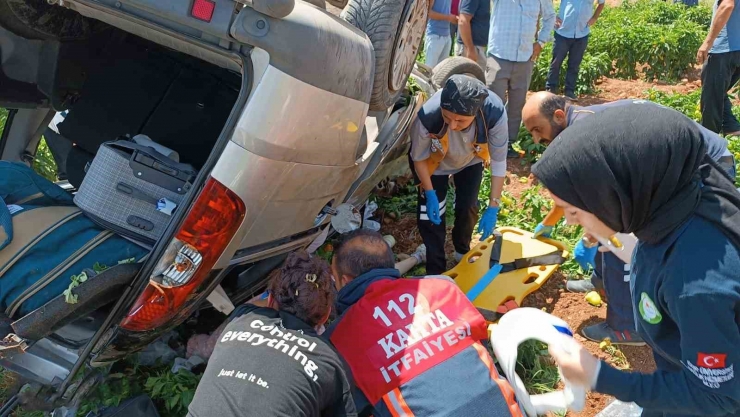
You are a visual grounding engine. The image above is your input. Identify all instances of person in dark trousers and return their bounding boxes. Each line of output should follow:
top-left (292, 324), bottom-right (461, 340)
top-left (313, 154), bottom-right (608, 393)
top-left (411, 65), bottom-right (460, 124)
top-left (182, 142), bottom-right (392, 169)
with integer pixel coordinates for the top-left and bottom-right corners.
top-left (187, 251), bottom-right (357, 417)
top-left (534, 105), bottom-right (740, 416)
top-left (545, 0), bottom-right (605, 100)
top-left (324, 230), bottom-right (522, 417)
top-left (521, 92), bottom-right (735, 345)
top-left (698, 0), bottom-right (740, 135)
top-left (455, 0), bottom-right (490, 69)
top-left (410, 75), bottom-right (508, 275)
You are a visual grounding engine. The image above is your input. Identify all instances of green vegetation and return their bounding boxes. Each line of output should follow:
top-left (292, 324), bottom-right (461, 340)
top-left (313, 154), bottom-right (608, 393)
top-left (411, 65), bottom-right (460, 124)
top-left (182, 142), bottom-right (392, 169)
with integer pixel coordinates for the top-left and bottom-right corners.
top-left (77, 362), bottom-right (201, 417)
top-left (589, 1), bottom-right (708, 81)
top-left (531, 0), bottom-right (712, 94)
top-left (32, 138), bottom-right (58, 183)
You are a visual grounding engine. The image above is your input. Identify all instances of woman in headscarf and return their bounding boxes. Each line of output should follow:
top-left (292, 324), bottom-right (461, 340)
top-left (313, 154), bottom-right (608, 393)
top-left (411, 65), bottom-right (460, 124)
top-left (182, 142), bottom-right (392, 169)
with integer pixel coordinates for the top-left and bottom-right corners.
top-left (532, 104), bottom-right (740, 416)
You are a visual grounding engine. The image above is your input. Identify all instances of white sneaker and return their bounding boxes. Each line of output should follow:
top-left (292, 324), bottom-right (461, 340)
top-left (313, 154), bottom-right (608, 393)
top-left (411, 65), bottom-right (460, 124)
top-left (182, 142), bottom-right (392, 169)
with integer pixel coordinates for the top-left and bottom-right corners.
top-left (411, 244), bottom-right (427, 264)
top-left (454, 251), bottom-right (465, 263)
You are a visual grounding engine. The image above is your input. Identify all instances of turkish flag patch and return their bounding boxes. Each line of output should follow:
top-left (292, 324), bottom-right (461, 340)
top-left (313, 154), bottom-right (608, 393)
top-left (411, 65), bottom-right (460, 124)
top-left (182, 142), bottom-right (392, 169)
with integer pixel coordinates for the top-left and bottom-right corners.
top-left (698, 353), bottom-right (727, 369)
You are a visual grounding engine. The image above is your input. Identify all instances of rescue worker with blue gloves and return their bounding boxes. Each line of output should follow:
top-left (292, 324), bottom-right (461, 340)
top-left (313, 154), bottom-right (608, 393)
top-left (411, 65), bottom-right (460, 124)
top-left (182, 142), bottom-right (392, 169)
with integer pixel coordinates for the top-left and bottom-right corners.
top-left (536, 105), bottom-right (740, 417)
top-left (521, 92), bottom-right (734, 345)
top-left (410, 74), bottom-right (508, 274)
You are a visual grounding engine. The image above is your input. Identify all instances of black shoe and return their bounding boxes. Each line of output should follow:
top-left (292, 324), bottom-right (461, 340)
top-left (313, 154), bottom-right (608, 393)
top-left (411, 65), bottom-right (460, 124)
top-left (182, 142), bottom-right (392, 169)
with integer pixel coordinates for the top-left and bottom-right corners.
top-left (564, 91), bottom-right (578, 101)
top-left (582, 322), bottom-right (646, 346)
top-left (565, 278), bottom-right (595, 293)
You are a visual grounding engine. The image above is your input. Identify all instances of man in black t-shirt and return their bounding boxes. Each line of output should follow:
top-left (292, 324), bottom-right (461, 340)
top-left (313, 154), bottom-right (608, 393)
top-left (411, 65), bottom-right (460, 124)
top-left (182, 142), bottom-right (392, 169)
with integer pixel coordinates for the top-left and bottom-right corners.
top-left (188, 252), bottom-right (356, 417)
top-left (187, 305), bottom-right (355, 417)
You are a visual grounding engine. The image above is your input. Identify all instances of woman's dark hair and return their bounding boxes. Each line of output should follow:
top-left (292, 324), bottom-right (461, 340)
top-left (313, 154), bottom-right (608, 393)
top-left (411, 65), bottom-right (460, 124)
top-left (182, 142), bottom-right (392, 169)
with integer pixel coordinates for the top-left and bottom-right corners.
top-left (267, 251), bottom-right (335, 327)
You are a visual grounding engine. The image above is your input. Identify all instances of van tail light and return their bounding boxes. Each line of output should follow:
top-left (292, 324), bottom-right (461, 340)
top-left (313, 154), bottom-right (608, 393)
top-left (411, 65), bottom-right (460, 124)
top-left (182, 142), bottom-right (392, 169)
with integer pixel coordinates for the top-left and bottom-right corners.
top-left (120, 178), bottom-right (245, 332)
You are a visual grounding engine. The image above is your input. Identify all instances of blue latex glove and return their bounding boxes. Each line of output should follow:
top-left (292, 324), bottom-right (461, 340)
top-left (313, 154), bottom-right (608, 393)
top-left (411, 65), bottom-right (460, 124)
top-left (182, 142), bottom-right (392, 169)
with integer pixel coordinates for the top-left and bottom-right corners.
top-left (573, 240), bottom-right (598, 271)
top-left (424, 190), bottom-right (442, 225)
top-left (533, 223), bottom-right (554, 238)
top-left (478, 206), bottom-right (500, 239)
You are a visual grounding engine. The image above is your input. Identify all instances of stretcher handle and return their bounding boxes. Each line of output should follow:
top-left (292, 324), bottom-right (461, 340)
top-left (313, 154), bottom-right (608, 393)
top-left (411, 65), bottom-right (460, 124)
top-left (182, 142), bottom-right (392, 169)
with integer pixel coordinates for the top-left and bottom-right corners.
top-left (489, 308), bottom-right (587, 417)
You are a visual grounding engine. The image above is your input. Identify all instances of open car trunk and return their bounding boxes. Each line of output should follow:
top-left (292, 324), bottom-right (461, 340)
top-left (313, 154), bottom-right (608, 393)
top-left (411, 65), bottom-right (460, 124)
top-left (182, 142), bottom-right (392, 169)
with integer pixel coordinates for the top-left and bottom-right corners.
top-left (0, 26), bottom-right (243, 387)
top-left (50, 30), bottom-right (241, 189)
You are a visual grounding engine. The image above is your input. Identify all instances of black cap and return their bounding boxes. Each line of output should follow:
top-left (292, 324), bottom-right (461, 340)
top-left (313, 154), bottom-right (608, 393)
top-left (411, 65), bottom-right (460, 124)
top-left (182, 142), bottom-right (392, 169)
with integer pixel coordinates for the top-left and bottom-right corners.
top-left (440, 74), bottom-right (488, 116)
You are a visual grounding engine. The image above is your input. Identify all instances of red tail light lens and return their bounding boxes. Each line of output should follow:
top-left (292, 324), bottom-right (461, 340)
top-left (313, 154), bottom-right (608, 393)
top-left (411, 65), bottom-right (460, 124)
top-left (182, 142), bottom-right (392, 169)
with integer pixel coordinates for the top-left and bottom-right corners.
top-left (121, 178), bottom-right (245, 332)
top-left (191, 0), bottom-right (215, 22)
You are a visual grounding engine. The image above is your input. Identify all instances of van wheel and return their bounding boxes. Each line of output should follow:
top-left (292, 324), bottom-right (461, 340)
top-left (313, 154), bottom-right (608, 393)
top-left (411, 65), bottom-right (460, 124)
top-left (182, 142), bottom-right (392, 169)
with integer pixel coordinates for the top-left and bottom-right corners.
top-left (342, 0), bottom-right (429, 111)
top-left (0, 0), bottom-right (99, 41)
top-left (431, 57), bottom-right (487, 89)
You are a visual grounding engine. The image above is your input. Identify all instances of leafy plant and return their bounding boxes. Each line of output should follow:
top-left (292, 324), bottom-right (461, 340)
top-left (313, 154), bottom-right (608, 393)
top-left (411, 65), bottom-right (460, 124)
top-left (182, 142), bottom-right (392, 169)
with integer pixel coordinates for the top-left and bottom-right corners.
top-left (511, 126), bottom-right (546, 165)
top-left (644, 88), bottom-right (702, 121)
top-left (588, 1), bottom-right (707, 82)
top-left (32, 138), bottom-right (58, 183)
top-left (373, 183), bottom-right (418, 217)
top-left (77, 361), bottom-right (201, 417)
top-left (600, 340), bottom-right (630, 370)
top-left (0, 108), bottom-right (7, 135)
top-left (77, 370), bottom-right (146, 416)
top-left (516, 340), bottom-right (561, 394)
top-left (145, 370), bottom-right (201, 417)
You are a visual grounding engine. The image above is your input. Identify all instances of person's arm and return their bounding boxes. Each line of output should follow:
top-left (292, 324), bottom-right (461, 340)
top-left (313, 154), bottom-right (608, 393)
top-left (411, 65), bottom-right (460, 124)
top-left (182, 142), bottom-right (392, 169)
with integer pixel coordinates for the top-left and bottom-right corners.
top-left (698, 0), bottom-right (737, 63)
top-left (533, 0), bottom-right (556, 61)
top-left (588, 0), bottom-right (605, 26)
top-left (595, 291), bottom-right (740, 415)
top-left (487, 111), bottom-right (509, 205)
top-left (428, 0), bottom-right (458, 23)
top-left (458, 13), bottom-right (477, 58)
top-left (458, 0), bottom-right (480, 60)
top-left (409, 118), bottom-right (435, 191)
top-left (413, 160), bottom-right (435, 192)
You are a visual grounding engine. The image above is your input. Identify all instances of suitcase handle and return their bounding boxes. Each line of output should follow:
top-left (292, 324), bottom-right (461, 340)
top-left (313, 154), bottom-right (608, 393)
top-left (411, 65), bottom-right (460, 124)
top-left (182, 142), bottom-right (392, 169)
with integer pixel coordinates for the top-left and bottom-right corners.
top-left (107, 140), bottom-right (197, 176)
top-left (116, 183), bottom-right (159, 205)
top-left (105, 140), bottom-right (197, 195)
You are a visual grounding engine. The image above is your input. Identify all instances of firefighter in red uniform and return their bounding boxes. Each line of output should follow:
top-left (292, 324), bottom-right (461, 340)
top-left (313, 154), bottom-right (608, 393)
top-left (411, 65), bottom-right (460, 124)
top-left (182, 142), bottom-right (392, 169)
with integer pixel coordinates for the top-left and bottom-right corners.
top-left (325, 230), bottom-right (522, 417)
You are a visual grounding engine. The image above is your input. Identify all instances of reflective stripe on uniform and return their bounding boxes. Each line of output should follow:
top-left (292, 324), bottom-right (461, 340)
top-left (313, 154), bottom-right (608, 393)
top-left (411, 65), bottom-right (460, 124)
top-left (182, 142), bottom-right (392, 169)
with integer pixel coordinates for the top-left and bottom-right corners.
top-left (382, 388), bottom-right (415, 417)
top-left (472, 343), bottom-right (523, 417)
top-left (419, 199), bottom-right (446, 221)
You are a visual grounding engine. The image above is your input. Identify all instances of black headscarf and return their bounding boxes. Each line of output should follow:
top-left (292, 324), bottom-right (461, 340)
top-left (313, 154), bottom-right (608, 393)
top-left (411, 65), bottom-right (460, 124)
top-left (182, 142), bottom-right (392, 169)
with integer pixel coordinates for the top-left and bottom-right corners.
top-left (440, 75), bottom-right (488, 116)
top-left (531, 104), bottom-right (740, 248)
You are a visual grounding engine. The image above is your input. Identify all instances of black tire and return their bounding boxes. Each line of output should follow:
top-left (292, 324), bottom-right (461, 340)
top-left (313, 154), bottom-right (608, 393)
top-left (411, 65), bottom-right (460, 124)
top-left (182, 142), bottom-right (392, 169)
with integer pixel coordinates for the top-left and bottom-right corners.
top-left (342, 0), bottom-right (429, 111)
top-left (0, 0), bottom-right (100, 41)
top-left (431, 56), bottom-right (486, 89)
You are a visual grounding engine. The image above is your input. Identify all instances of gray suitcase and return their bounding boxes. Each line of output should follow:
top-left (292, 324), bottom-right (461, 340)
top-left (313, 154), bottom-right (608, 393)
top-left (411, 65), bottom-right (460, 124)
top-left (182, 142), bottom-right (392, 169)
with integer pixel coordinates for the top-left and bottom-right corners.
top-left (74, 140), bottom-right (197, 244)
